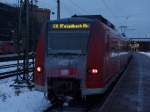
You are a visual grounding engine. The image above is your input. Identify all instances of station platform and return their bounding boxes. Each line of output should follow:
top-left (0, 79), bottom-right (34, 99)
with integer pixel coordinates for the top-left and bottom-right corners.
top-left (98, 53), bottom-right (150, 112)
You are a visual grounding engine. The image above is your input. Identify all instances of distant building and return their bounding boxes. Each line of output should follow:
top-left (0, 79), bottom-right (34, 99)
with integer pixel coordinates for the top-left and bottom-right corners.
top-left (0, 2), bottom-right (50, 51)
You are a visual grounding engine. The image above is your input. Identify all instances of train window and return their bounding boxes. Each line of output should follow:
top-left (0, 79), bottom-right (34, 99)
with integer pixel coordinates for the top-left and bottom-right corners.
top-left (111, 39), bottom-right (118, 51)
top-left (47, 30), bottom-right (90, 54)
top-left (106, 35), bottom-right (110, 51)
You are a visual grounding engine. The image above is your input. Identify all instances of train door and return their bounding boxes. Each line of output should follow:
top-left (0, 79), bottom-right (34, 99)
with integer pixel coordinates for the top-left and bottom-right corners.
top-left (116, 38), bottom-right (121, 74)
top-left (103, 32), bottom-right (111, 84)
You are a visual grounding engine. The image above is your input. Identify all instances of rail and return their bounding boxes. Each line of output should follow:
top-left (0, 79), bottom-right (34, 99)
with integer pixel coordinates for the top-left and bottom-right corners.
top-left (43, 56), bottom-right (133, 112)
top-left (0, 53), bottom-right (34, 62)
top-left (0, 62), bottom-right (34, 79)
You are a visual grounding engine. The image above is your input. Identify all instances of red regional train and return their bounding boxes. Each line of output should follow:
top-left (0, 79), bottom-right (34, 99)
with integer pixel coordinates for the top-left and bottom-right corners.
top-left (34, 15), bottom-right (131, 101)
top-left (0, 41), bottom-right (15, 54)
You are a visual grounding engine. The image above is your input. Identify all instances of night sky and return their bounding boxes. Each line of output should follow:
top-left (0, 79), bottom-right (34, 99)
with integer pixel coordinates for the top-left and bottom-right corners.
top-left (1, 0), bottom-right (150, 38)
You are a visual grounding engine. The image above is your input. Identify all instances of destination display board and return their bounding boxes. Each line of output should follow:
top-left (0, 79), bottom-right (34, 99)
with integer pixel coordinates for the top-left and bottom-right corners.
top-left (50, 23), bottom-right (90, 30)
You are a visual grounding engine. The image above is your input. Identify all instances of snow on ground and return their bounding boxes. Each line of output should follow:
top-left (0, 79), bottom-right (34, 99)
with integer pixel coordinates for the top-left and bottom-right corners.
top-left (0, 59), bottom-right (33, 66)
top-left (0, 59), bottom-right (33, 73)
top-left (0, 61), bottom-right (17, 73)
top-left (0, 59), bottom-right (51, 112)
top-left (139, 52), bottom-right (150, 57)
top-left (0, 77), bottom-right (50, 112)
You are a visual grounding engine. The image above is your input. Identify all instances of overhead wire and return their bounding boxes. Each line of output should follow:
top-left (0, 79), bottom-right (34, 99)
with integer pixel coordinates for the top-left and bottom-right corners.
top-left (62, 0), bottom-right (83, 15)
top-left (69, 0), bottom-right (88, 14)
top-left (60, 0), bottom-right (75, 15)
top-left (94, 0), bottom-right (110, 16)
top-left (51, 0), bottom-right (116, 18)
top-left (52, 0), bottom-right (117, 20)
top-left (101, 0), bottom-right (116, 18)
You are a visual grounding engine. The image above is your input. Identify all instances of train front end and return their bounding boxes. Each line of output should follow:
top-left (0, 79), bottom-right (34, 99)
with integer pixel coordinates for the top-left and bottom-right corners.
top-left (45, 18), bottom-right (96, 99)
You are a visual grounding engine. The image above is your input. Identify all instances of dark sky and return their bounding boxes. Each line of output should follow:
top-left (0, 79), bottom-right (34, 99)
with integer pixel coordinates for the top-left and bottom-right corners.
top-left (2, 0), bottom-right (150, 38)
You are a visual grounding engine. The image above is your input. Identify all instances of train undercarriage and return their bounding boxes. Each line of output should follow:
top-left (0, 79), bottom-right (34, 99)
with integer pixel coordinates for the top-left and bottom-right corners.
top-left (47, 78), bottom-right (82, 105)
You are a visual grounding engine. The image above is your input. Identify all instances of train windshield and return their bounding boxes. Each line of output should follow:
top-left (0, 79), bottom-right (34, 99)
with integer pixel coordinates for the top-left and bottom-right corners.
top-left (48, 30), bottom-right (90, 54)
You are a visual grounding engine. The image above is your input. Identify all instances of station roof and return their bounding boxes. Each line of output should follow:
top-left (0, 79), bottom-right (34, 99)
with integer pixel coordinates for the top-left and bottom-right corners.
top-left (129, 38), bottom-right (150, 42)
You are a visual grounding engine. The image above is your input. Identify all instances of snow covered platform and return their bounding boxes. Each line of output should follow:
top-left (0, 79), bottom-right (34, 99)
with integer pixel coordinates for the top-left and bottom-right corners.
top-left (98, 53), bottom-right (150, 112)
top-left (0, 77), bottom-right (50, 112)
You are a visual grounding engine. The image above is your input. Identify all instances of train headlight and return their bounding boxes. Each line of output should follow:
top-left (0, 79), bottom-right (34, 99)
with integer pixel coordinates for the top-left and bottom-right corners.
top-left (36, 66), bottom-right (42, 73)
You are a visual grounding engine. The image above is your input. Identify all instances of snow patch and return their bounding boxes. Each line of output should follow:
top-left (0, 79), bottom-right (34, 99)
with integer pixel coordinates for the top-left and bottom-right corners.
top-left (0, 78), bottom-right (50, 112)
top-left (139, 52), bottom-right (150, 57)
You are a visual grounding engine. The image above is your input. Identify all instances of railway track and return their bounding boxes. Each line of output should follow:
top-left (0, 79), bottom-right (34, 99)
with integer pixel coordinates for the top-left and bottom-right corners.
top-left (0, 62), bottom-right (34, 79)
top-left (43, 56), bottom-right (133, 112)
top-left (44, 104), bottom-right (87, 112)
top-left (43, 102), bottom-right (93, 112)
top-left (0, 68), bottom-right (33, 79)
top-left (42, 85), bottom-right (118, 112)
top-left (43, 76), bottom-right (124, 112)
top-left (43, 85), bottom-right (119, 112)
top-left (0, 53), bottom-right (34, 62)
top-left (43, 96), bottom-right (106, 112)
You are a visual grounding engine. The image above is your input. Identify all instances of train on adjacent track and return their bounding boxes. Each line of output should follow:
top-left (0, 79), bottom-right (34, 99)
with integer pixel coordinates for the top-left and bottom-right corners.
top-left (0, 41), bottom-right (16, 54)
top-left (34, 15), bottom-right (131, 102)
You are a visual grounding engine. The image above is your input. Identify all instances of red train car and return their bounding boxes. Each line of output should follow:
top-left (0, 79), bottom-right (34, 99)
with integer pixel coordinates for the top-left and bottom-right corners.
top-left (34, 15), bottom-right (131, 101)
top-left (0, 41), bottom-right (16, 54)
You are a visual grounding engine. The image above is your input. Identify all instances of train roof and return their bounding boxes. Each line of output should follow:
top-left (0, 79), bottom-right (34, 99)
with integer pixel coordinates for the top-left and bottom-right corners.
top-left (72, 15), bottom-right (115, 30)
top-left (49, 17), bottom-right (95, 24)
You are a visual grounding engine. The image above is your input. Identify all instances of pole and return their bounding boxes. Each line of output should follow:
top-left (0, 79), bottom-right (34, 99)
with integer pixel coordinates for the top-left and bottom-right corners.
top-left (25, 0), bottom-right (29, 80)
top-left (57, 0), bottom-right (60, 20)
top-left (12, 0), bottom-right (33, 87)
top-left (119, 25), bottom-right (127, 37)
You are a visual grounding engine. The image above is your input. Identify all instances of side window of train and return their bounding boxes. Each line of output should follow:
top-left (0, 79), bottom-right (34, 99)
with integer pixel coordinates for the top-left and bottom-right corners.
top-left (117, 40), bottom-right (120, 52)
top-left (111, 38), bottom-right (118, 52)
top-left (106, 35), bottom-right (110, 51)
top-left (118, 41), bottom-right (121, 52)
